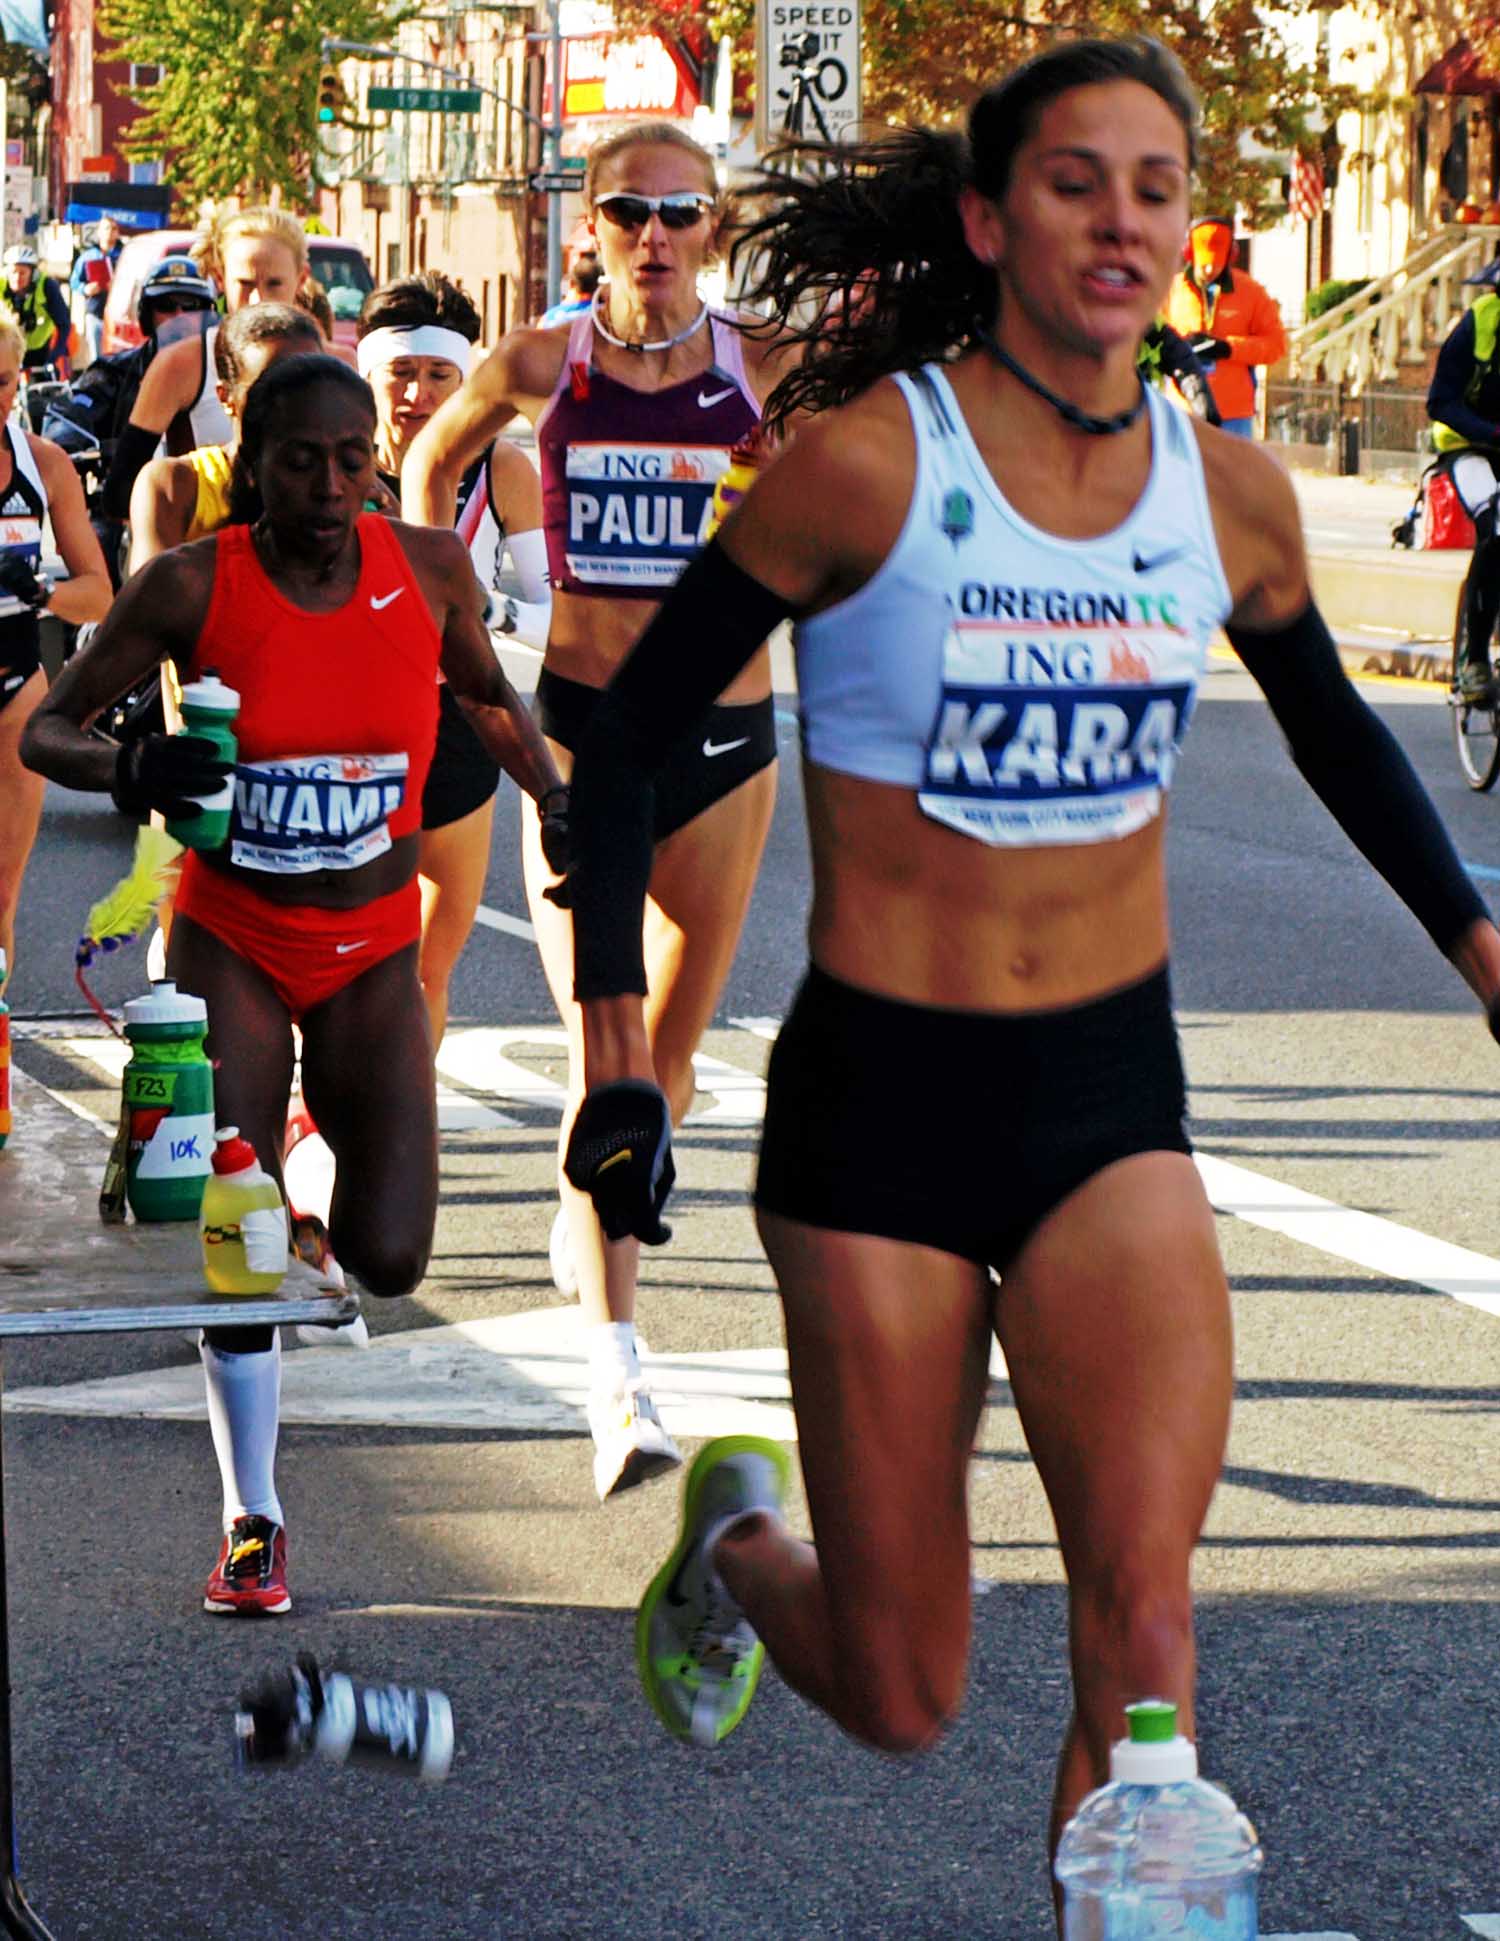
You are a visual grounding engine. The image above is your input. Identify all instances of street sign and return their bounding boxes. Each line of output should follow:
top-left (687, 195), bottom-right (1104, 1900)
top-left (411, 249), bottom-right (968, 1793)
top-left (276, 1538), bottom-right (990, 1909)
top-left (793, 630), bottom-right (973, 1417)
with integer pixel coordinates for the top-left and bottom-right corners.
top-left (529, 167), bottom-right (586, 194)
top-left (755, 0), bottom-right (862, 154)
top-left (367, 85), bottom-right (482, 113)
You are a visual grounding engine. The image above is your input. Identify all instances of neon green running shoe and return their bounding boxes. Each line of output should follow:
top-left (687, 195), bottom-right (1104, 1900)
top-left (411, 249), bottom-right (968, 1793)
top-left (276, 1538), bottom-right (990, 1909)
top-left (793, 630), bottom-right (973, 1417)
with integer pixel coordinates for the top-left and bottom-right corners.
top-left (635, 1434), bottom-right (789, 1748)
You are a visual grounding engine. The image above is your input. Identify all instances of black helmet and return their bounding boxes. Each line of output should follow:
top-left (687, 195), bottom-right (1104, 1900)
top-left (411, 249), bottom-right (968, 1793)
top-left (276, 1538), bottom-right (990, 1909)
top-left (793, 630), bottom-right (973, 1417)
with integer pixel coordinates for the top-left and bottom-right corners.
top-left (138, 255), bottom-right (217, 329)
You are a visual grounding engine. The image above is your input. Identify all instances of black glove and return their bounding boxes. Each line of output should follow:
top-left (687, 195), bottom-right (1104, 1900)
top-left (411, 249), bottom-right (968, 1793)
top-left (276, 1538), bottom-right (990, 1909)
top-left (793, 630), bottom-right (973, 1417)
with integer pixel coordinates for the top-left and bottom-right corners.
top-left (538, 784), bottom-right (571, 876)
top-left (564, 1079), bottom-right (675, 1244)
top-left (111, 732), bottom-right (231, 820)
top-left (0, 551), bottom-right (49, 610)
top-left (1188, 335), bottom-right (1231, 364)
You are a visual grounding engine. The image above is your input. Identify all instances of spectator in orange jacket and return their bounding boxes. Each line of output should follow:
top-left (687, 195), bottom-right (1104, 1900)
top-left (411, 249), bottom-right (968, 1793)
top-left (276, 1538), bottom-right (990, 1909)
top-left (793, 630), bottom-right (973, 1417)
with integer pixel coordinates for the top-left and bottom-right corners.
top-left (1163, 216), bottom-right (1287, 438)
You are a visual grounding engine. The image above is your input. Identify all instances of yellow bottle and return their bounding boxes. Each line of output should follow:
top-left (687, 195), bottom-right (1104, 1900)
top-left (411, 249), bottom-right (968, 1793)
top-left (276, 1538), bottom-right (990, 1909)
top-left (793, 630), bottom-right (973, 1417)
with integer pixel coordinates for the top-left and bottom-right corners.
top-left (200, 1127), bottom-right (287, 1295)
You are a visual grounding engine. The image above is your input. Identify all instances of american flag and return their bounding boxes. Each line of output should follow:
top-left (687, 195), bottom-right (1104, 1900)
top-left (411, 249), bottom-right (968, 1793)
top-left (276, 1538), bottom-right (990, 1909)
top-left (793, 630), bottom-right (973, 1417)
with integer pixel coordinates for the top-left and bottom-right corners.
top-left (1290, 149), bottom-right (1325, 224)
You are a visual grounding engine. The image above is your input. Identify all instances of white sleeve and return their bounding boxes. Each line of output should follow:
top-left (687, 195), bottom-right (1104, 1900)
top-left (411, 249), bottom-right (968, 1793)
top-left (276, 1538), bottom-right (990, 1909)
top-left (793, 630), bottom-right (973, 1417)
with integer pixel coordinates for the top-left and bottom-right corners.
top-left (503, 526), bottom-right (551, 606)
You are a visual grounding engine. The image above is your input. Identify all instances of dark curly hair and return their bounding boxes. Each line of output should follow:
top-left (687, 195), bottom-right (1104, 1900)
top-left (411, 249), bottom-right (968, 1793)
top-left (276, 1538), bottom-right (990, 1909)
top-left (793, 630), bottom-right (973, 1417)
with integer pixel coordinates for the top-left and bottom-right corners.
top-left (227, 353), bottom-right (377, 525)
top-left (733, 36), bottom-right (1199, 429)
top-left (357, 269), bottom-right (481, 344)
top-left (213, 302), bottom-right (324, 403)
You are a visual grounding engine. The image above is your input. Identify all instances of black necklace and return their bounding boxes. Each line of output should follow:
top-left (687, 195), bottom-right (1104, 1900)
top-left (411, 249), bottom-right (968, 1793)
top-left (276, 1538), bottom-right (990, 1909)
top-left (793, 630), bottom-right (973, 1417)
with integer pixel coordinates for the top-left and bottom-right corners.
top-left (977, 330), bottom-right (1147, 436)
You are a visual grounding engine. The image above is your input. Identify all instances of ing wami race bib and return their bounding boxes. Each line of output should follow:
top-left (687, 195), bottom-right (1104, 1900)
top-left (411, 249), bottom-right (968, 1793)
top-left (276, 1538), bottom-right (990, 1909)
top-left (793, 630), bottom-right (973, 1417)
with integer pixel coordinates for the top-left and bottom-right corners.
top-left (229, 752), bottom-right (408, 874)
top-left (917, 617), bottom-right (1198, 847)
top-left (565, 441), bottom-right (732, 589)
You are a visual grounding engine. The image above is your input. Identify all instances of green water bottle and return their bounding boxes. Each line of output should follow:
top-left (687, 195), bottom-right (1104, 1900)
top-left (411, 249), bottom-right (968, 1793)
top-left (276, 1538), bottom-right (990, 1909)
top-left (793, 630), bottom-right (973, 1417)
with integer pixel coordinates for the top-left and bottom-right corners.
top-left (167, 670), bottom-right (239, 852)
top-left (122, 980), bottom-right (214, 1222)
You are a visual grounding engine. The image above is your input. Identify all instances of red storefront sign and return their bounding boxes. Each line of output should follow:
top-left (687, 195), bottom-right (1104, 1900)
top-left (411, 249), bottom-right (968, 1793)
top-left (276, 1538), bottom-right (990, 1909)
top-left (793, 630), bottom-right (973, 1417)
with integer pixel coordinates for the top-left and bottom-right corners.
top-left (562, 33), bottom-right (699, 118)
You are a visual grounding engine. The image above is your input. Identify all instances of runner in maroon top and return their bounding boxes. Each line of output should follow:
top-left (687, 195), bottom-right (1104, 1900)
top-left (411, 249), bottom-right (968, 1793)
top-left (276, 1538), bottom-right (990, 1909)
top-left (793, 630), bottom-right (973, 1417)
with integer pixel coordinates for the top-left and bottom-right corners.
top-left (405, 120), bottom-right (797, 1502)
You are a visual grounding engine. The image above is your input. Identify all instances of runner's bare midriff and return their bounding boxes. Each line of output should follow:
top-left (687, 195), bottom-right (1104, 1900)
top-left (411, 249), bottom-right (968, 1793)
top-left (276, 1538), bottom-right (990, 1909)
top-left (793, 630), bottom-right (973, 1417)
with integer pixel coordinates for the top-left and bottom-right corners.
top-left (803, 765), bottom-right (1170, 1014)
top-left (194, 830), bottom-right (419, 908)
top-left (544, 585), bottom-right (772, 707)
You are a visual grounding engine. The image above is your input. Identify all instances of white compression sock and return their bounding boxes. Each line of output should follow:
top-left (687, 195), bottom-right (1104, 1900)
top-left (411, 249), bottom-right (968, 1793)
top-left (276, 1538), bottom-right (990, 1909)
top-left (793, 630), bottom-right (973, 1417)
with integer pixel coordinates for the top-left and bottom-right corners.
top-left (200, 1335), bottom-right (284, 1530)
top-left (587, 1320), bottom-right (641, 1393)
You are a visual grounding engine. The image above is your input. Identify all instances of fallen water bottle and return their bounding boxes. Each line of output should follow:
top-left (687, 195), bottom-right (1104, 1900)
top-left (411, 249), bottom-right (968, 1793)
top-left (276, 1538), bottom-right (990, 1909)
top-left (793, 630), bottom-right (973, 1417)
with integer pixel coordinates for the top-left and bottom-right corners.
top-left (235, 1654), bottom-right (453, 1784)
top-left (1054, 1698), bottom-right (1262, 1939)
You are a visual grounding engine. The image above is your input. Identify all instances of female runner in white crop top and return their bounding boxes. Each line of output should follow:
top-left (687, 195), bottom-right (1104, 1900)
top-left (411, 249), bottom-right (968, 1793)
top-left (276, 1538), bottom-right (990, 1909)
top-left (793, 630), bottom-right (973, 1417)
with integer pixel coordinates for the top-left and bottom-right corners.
top-left (558, 38), bottom-right (1500, 1923)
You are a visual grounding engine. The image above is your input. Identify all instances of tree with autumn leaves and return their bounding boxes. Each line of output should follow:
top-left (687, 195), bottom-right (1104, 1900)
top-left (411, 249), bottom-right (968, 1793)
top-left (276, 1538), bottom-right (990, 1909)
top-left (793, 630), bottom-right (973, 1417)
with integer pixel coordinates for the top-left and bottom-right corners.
top-left (613, 0), bottom-right (1345, 227)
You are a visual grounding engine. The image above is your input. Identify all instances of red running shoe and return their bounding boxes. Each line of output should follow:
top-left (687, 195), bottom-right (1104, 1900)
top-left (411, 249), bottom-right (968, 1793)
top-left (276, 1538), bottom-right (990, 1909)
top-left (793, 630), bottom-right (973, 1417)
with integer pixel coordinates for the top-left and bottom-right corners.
top-left (203, 1514), bottom-right (290, 1616)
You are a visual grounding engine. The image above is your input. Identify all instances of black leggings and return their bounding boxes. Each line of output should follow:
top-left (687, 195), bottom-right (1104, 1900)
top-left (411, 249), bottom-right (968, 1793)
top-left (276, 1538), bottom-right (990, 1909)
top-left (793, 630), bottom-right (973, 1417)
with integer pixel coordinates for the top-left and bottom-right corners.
top-left (535, 667), bottom-right (776, 838)
top-left (756, 963), bottom-right (1192, 1274)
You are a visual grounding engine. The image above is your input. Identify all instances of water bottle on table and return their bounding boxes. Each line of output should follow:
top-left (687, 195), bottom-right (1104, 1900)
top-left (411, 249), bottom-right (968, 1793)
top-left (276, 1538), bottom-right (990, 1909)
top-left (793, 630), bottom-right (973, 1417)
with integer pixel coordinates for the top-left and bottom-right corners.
top-left (200, 1127), bottom-right (286, 1294)
top-left (1055, 1697), bottom-right (1262, 1939)
top-left (121, 981), bottom-right (214, 1222)
top-left (166, 670), bottom-right (238, 851)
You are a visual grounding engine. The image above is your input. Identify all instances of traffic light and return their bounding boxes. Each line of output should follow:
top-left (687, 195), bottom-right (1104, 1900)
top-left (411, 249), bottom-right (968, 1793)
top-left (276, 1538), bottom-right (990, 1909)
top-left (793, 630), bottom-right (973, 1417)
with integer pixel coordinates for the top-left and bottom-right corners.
top-left (316, 66), bottom-right (343, 124)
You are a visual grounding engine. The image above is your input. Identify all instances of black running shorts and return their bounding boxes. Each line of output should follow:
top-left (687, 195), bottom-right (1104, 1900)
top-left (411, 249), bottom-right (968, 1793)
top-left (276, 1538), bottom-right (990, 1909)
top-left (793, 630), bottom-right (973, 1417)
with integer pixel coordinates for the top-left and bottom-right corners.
top-left (421, 684), bottom-right (502, 832)
top-left (755, 963), bottom-right (1193, 1272)
top-left (535, 666), bottom-right (776, 841)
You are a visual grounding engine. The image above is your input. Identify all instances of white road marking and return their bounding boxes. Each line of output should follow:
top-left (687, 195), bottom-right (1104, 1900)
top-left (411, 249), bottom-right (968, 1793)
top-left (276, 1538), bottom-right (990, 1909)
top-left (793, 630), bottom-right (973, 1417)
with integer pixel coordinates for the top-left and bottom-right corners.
top-left (1195, 1152), bottom-right (1500, 1319)
top-left (5, 1303), bottom-right (801, 1440)
top-left (471, 903), bottom-right (536, 942)
top-left (434, 1025), bottom-right (568, 1108)
top-left (1463, 860), bottom-right (1500, 883)
top-left (1462, 1919), bottom-right (1500, 1938)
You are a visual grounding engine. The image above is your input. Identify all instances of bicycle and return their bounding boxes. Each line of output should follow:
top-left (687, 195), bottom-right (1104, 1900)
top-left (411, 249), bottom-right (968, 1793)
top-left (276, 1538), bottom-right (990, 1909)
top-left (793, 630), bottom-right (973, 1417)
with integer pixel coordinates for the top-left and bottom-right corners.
top-left (1450, 558), bottom-right (1500, 788)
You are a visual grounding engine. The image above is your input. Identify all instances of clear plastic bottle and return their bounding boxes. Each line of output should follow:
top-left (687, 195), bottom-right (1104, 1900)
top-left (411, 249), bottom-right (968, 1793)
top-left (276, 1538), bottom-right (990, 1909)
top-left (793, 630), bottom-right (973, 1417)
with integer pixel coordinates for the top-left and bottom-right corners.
top-left (1054, 1698), bottom-right (1262, 1940)
top-left (235, 1654), bottom-right (453, 1784)
top-left (200, 1127), bottom-right (287, 1294)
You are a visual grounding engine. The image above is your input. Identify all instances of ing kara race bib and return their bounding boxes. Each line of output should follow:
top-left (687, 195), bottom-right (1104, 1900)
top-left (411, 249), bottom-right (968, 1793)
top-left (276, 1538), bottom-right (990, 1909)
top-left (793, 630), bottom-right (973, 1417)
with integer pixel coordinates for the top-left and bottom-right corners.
top-left (229, 752), bottom-right (408, 874)
top-left (563, 441), bottom-right (732, 590)
top-left (917, 605), bottom-right (1199, 847)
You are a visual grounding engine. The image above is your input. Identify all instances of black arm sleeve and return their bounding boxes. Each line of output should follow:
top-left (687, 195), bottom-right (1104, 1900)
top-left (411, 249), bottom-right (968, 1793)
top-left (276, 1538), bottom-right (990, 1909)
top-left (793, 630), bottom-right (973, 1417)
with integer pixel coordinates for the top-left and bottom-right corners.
top-left (102, 421), bottom-right (162, 522)
top-left (1226, 603), bottom-right (1486, 955)
top-left (569, 540), bottom-right (797, 999)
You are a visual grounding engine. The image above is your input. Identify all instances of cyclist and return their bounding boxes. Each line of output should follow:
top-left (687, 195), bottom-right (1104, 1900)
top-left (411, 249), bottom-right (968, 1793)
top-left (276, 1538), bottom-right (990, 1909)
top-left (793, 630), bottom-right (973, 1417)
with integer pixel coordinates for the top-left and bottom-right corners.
top-left (1427, 260), bottom-right (1500, 702)
top-left (0, 245), bottom-right (72, 379)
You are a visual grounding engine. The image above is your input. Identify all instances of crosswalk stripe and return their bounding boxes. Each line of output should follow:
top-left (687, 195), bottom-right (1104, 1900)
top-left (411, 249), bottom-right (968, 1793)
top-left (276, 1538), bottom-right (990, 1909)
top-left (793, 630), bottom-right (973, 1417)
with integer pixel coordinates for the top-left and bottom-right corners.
top-left (27, 1017), bottom-right (1500, 1324)
top-left (1462, 1918), bottom-right (1500, 1937)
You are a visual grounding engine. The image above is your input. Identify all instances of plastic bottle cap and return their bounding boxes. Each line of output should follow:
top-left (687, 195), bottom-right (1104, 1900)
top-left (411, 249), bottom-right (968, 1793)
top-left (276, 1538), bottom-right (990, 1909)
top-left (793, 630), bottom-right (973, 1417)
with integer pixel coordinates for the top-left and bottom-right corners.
top-left (212, 1126), bottom-right (257, 1175)
top-left (178, 671), bottom-right (240, 714)
top-left (1108, 1697), bottom-right (1199, 1784)
top-left (122, 980), bottom-right (209, 1026)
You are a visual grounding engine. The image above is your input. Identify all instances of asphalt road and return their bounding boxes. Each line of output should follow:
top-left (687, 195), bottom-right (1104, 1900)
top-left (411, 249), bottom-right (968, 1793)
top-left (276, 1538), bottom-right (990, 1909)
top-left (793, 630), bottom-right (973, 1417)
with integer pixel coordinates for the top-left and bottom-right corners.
top-left (9, 644), bottom-right (1500, 1939)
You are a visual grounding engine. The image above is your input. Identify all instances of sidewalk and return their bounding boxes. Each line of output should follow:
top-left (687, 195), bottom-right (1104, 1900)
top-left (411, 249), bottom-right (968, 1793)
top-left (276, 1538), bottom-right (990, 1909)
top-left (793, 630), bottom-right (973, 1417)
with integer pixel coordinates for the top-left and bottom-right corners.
top-left (1291, 468), bottom-right (1465, 673)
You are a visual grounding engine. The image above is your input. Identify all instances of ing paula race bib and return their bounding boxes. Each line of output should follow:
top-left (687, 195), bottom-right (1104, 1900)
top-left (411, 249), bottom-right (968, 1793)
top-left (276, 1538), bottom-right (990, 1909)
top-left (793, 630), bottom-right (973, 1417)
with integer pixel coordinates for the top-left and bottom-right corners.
top-left (917, 619), bottom-right (1195, 847)
top-left (564, 441), bottom-right (731, 590)
top-left (229, 752), bottom-right (408, 874)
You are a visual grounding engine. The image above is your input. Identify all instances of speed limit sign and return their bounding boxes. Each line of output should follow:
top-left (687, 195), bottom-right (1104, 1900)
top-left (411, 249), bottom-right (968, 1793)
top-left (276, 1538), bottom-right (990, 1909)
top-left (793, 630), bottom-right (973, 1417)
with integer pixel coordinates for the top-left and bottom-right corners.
top-left (754, 0), bottom-right (863, 153)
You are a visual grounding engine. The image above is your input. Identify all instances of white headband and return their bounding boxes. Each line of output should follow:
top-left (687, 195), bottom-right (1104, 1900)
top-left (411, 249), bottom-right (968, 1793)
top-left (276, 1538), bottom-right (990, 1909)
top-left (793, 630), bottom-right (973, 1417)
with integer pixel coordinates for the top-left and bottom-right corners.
top-left (356, 325), bottom-right (473, 378)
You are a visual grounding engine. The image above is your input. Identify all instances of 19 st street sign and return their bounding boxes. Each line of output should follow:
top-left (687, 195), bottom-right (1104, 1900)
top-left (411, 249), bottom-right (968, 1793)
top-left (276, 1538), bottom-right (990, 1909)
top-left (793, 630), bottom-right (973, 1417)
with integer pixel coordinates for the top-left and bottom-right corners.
top-left (754, 0), bottom-right (862, 154)
top-left (368, 85), bottom-right (482, 113)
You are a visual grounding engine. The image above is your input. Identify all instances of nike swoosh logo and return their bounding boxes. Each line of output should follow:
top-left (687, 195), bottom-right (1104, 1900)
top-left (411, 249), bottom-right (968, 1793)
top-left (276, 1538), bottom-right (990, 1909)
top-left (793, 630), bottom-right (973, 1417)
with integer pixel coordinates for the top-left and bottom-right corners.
top-left (703, 736), bottom-right (750, 758)
top-left (370, 588), bottom-right (406, 610)
top-left (697, 386), bottom-right (737, 409)
top-left (596, 1148), bottom-right (633, 1175)
top-left (1131, 546), bottom-right (1188, 574)
top-left (334, 940), bottom-right (370, 956)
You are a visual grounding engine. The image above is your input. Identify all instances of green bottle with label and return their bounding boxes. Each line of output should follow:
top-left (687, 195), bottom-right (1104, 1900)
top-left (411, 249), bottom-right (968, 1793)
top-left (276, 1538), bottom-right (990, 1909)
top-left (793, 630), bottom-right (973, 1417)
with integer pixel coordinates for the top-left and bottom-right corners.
top-left (121, 981), bottom-right (214, 1222)
top-left (166, 670), bottom-right (239, 852)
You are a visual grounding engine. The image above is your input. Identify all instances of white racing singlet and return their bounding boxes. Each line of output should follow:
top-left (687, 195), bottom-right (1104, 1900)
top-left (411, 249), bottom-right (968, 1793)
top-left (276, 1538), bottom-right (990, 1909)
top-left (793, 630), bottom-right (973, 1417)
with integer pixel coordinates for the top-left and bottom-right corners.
top-left (792, 367), bottom-right (1235, 847)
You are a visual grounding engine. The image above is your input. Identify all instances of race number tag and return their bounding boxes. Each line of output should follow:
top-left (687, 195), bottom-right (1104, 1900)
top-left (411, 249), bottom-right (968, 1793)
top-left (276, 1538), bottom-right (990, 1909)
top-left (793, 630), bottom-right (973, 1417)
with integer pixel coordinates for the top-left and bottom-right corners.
top-left (917, 619), bottom-right (1194, 846)
top-left (230, 752), bottom-right (409, 873)
top-left (564, 441), bottom-right (732, 590)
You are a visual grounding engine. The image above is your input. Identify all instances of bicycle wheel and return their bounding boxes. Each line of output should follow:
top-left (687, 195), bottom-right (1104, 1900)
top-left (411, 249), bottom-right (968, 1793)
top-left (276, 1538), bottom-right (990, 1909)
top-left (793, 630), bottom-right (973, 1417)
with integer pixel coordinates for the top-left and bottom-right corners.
top-left (1451, 574), bottom-right (1500, 790)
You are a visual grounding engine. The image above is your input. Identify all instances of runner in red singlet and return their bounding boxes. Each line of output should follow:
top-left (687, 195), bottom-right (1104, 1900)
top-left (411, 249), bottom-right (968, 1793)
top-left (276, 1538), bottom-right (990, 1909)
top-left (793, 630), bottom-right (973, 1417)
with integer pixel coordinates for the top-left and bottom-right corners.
top-left (22, 353), bottom-right (565, 1617)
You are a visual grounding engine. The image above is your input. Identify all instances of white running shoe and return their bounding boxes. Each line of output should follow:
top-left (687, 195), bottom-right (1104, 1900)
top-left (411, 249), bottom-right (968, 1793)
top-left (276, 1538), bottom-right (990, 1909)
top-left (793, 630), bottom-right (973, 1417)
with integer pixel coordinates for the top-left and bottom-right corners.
top-left (588, 1381), bottom-right (682, 1500)
top-left (549, 1204), bottom-right (579, 1298)
top-left (285, 1216), bottom-right (369, 1349)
